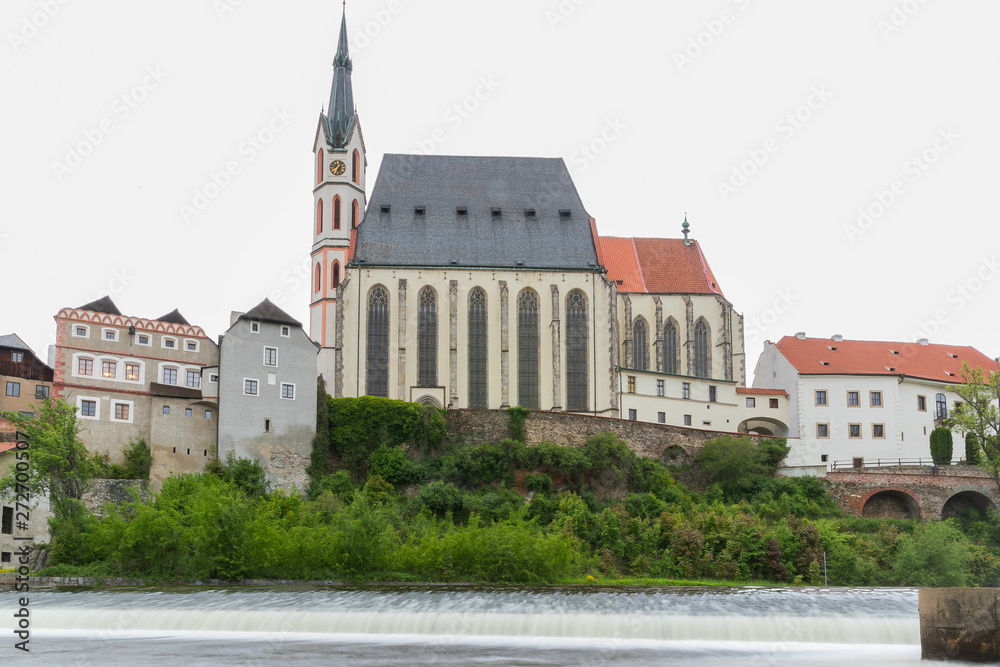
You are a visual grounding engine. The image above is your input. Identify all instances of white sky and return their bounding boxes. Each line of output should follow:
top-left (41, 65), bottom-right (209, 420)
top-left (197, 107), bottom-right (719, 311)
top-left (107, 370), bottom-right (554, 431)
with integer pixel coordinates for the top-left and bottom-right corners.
top-left (3, 0), bottom-right (998, 385)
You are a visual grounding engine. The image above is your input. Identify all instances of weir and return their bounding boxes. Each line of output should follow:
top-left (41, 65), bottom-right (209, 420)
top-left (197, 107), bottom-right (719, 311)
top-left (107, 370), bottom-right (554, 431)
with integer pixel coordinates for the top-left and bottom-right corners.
top-left (919, 588), bottom-right (1000, 662)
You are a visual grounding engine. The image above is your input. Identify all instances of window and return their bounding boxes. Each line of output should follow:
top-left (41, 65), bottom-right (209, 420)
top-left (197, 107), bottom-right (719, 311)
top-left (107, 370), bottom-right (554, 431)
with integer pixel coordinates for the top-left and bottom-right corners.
top-left (517, 289), bottom-right (539, 409)
top-left (917, 395), bottom-right (926, 412)
top-left (352, 199), bottom-right (359, 228)
top-left (936, 394), bottom-right (948, 418)
top-left (137, 334), bottom-right (150, 345)
top-left (332, 262), bottom-right (341, 289)
top-left (35, 386), bottom-right (49, 400)
top-left (245, 379), bottom-right (258, 395)
top-left (5, 382), bottom-right (19, 397)
top-left (821, 454), bottom-right (828, 463)
top-left (657, 412), bottom-right (666, 423)
top-left (315, 264), bottom-right (322, 293)
top-left (352, 149), bottom-right (360, 184)
top-left (815, 390), bottom-right (827, 406)
top-left (870, 391), bottom-right (882, 407)
top-left (281, 383), bottom-right (295, 399)
top-left (628, 409), bottom-right (637, 421)
top-left (633, 317), bottom-right (648, 371)
top-left (163, 368), bottom-right (177, 385)
top-left (366, 286), bottom-right (390, 398)
top-left (769, 398), bottom-right (779, 409)
top-left (74, 326), bottom-right (89, 337)
top-left (316, 198), bottom-right (324, 234)
top-left (316, 147), bottom-right (324, 184)
top-left (281, 326), bottom-right (290, 337)
top-left (566, 290), bottom-right (589, 411)
top-left (210, 374), bottom-right (219, 383)
top-left (746, 397), bottom-right (756, 408)
top-left (186, 341), bottom-right (198, 351)
top-left (656, 380), bottom-right (665, 397)
top-left (102, 361), bottom-right (116, 378)
top-left (163, 406), bottom-right (170, 415)
top-left (185, 408), bottom-right (192, 417)
top-left (125, 363), bottom-right (140, 381)
top-left (683, 414), bottom-right (692, 426)
top-left (163, 338), bottom-right (176, 349)
top-left (250, 322), bottom-right (260, 333)
top-left (627, 376), bottom-right (636, 394)
top-left (333, 196), bottom-right (342, 230)
top-left (816, 423), bottom-right (829, 439)
top-left (468, 288), bottom-right (488, 408)
top-left (78, 358), bottom-right (93, 376)
top-left (418, 287), bottom-right (438, 388)
top-left (104, 329), bottom-right (117, 341)
top-left (849, 424), bottom-right (861, 439)
top-left (18, 411), bottom-right (32, 418)
top-left (709, 386), bottom-right (717, 403)
top-left (186, 370), bottom-right (200, 388)
top-left (264, 347), bottom-right (278, 367)
top-left (693, 319), bottom-right (710, 378)
top-left (847, 391), bottom-right (859, 407)
top-left (1, 507), bottom-right (11, 534)
top-left (80, 400), bottom-right (96, 417)
top-left (663, 319), bottom-right (679, 375)
top-left (682, 382), bottom-right (690, 399)
top-left (114, 403), bottom-right (129, 420)
top-left (11, 352), bottom-right (23, 363)
top-left (205, 410), bottom-right (212, 419)
top-left (872, 424), bottom-right (885, 439)
top-left (264, 418), bottom-right (272, 433)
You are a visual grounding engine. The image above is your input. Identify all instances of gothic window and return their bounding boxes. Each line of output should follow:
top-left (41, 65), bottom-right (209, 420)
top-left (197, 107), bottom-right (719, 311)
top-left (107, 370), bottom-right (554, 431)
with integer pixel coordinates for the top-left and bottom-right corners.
top-left (333, 196), bottom-right (342, 230)
top-left (352, 200), bottom-right (359, 228)
top-left (316, 148), bottom-right (324, 184)
top-left (566, 290), bottom-right (588, 411)
top-left (366, 286), bottom-right (389, 397)
top-left (468, 288), bottom-right (488, 408)
top-left (633, 317), bottom-right (648, 371)
top-left (316, 199), bottom-right (323, 235)
top-left (352, 150), bottom-right (360, 184)
top-left (517, 289), bottom-right (539, 409)
top-left (314, 264), bottom-right (322, 294)
top-left (331, 261), bottom-right (341, 289)
top-left (694, 319), bottom-right (710, 379)
top-left (418, 287), bottom-right (438, 387)
top-left (664, 319), bottom-right (679, 374)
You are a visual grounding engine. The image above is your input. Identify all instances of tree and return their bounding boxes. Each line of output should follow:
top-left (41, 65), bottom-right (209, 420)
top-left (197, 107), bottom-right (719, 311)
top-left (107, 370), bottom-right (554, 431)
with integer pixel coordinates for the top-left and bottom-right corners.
top-left (948, 363), bottom-right (1000, 489)
top-left (0, 399), bottom-right (95, 519)
top-left (929, 427), bottom-right (954, 465)
top-left (694, 436), bottom-right (790, 491)
top-left (964, 432), bottom-right (982, 465)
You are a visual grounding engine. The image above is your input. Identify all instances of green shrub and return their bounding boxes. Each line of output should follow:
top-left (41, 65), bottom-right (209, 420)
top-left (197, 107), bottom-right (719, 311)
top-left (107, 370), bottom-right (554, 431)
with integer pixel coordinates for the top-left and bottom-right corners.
top-left (507, 406), bottom-right (530, 443)
top-left (368, 445), bottom-right (410, 486)
top-left (207, 450), bottom-right (271, 498)
top-left (964, 432), bottom-right (982, 465)
top-left (891, 520), bottom-right (973, 587)
top-left (525, 473), bottom-right (553, 495)
top-left (312, 470), bottom-right (355, 500)
top-left (930, 427), bottom-right (954, 465)
top-left (415, 481), bottom-right (467, 518)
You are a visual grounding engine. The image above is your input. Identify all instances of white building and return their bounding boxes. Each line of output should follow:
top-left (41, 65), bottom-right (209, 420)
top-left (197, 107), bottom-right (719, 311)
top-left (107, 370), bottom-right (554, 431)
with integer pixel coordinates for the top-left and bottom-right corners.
top-left (754, 333), bottom-right (1000, 468)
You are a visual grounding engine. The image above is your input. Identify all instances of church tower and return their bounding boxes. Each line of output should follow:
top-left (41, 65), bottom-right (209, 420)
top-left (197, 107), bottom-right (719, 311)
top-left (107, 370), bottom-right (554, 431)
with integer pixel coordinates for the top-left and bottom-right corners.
top-left (311, 6), bottom-right (366, 382)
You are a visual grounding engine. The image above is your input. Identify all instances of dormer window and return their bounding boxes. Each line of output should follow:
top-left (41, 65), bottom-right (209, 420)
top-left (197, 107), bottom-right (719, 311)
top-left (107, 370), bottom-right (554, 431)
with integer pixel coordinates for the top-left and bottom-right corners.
top-left (524, 209), bottom-right (536, 218)
top-left (559, 209), bottom-right (572, 219)
top-left (380, 205), bottom-right (391, 214)
top-left (948, 353), bottom-right (959, 359)
top-left (491, 208), bottom-right (502, 217)
top-left (456, 207), bottom-right (468, 216)
top-left (414, 206), bottom-right (426, 216)
top-left (890, 350), bottom-right (899, 355)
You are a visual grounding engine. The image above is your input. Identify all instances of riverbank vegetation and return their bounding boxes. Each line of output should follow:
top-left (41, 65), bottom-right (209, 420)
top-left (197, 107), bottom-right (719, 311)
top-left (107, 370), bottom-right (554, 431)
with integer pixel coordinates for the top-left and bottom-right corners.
top-left (17, 397), bottom-right (1000, 586)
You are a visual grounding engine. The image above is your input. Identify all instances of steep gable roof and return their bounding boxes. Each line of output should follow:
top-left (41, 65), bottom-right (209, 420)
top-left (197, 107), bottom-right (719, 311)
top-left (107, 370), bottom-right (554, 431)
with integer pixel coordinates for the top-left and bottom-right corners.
top-left (353, 154), bottom-right (599, 271)
top-left (240, 299), bottom-right (302, 327)
top-left (601, 237), bottom-right (724, 296)
top-left (156, 309), bottom-right (190, 325)
top-left (77, 295), bottom-right (122, 316)
top-left (771, 336), bottom-right (999, 383)
top-left (0, 334), bottom-right (31, 352)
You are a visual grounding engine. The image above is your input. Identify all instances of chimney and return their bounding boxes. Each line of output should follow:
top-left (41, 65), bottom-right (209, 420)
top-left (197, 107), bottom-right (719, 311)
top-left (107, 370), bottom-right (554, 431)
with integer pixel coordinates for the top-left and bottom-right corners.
top-left (918, 338), bottom-right (930, 346)
top-left (230, 311), bottom-right (245, 327)
top-left (832, 334), bottom-right (843, 342)
top-left (795, 332), bottom-right (807, 340)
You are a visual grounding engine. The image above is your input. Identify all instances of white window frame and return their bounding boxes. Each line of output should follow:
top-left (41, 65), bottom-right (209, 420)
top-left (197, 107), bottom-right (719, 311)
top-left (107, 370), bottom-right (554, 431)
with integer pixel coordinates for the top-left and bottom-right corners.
top-left (184, 339), bottom-right (200, 353)
top-left (244, 378), bottom-right (259, 396)
top-left (74, 354), bottom-right (95, 377)
top-left (72, 324), bottom-right (90, 339)
top-left (136, 333), bottom-right (152, 346)
top-left (102, 328), bottom-right (119, 342)
top-left (110, 400), bottom-right (135, 424)
top-left (77, 396), bottom-right (100, 420)
top-left (210, 374), bottom-right (220, 383)
top-left (161, 336), bottom-right (178, 350)
top-left (280, 325), bottom-right (291, 337)
top-left (250, 321), bottom-right (260, 334)
top-left (185, 369), bottom-right (201, 389)
top-left (263, 346), bottom-right (279, 367)
top-left (101, 359), bottom-right (118, 379)
top-left (162, 366), bottom-right (179, 385)
top-left (280, 383), bottom-right (296, 400)
top-left (123, 361), bottom-right (143, 383)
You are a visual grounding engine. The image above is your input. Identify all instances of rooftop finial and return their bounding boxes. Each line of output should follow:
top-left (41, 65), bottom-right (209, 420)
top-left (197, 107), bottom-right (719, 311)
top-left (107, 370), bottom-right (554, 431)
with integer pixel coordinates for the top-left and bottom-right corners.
top-left (682, 213), bottom-right (691, 246)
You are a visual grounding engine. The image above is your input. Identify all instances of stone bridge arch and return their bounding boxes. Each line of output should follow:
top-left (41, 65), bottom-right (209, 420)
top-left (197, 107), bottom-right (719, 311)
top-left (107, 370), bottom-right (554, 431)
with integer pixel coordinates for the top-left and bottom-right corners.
top-left (860, 487), bottom-right (923, 519)
top-left (940, 485), bottom-right (997, 520)
top-left (739, 417), bottom-right (790, 438)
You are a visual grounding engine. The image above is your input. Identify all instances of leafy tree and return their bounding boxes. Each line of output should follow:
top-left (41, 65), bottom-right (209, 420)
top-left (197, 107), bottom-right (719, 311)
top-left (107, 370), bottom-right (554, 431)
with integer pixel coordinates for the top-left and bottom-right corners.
top-left (694, 436), bottom-right (789, 492)
top-left (948, 363), bottom-right (1000, 488)
top-left (890, 520), bottom-right (973, 587)
top-left (205, 450), bottom-right (271, 498)
top-left (929, 427), bottom-right (954, 465)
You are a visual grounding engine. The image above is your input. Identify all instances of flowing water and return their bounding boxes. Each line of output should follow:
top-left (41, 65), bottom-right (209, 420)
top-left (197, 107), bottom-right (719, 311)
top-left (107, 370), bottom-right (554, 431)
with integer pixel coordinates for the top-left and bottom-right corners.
top-left (11, 585), bottom-right (968, 665)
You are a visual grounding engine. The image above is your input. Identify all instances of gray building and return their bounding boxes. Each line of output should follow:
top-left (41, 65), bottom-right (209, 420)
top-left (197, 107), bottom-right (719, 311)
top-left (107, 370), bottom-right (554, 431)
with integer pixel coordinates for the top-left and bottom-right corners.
top-left (216, 299), bottom-right (318, 492)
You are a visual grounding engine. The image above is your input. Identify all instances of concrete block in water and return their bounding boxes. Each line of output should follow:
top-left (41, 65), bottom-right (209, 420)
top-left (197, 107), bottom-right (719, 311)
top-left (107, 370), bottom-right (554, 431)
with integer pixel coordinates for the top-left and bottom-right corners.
top-left (919, 588), bottom-right (1000, 661)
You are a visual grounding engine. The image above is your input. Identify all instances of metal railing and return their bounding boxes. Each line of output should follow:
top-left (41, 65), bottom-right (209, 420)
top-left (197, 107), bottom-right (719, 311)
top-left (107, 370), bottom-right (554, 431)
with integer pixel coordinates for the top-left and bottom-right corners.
top-left (831, 457), bottom-right (968, 470)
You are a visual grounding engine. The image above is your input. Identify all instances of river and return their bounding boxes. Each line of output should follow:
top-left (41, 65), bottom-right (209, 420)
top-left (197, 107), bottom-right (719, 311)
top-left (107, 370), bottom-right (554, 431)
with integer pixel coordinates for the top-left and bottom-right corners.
top-left (15, 585), bottom-right (967, 665)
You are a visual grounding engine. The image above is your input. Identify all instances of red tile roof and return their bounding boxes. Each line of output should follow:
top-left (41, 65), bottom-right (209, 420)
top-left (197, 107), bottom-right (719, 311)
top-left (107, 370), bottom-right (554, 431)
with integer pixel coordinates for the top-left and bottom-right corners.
top-left (736, 387), bottom-right (789, 397)
top-left (772, 336), bottom-right (999, 383)
top-left (0, 442), bottom-right (17, 455)
top-left (599, 236), bottom-right (724, 296)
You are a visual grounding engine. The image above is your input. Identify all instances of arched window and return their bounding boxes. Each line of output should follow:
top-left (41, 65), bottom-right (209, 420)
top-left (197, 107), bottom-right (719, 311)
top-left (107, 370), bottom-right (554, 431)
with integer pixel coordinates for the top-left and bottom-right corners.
top-left (366, 286), bottom-right (390, 397)
top-left (333, 196), bottom-right (342, 230)
top-left (694, 319), bottom-right (710, 379)
top-left (315, 199), bottom-right (323, 235)
top-left (314, 263), bottom-right (322, 294)
top-left (936, 393), bottom-right (948, 419)
top-left (352, 150), bottom-right (360, 184)
top-left (331, 261), bottom-right (341, 289)
top-left (418, 287), bottom-right (437, 387)
top-left (468, 288), bottom-right (488, 408)
top-left (566, 290), bottom-right (588, 411)
top-left (316, 148), bottom-right (324, 184)
top-left (517, 289), bottom-right (539, 409)
top-left (352, 199), bottom-right (359, 228)
top-left (633, 317), bottom-right (648, 371)
top-left (664, 319), bottom-right (679, 374)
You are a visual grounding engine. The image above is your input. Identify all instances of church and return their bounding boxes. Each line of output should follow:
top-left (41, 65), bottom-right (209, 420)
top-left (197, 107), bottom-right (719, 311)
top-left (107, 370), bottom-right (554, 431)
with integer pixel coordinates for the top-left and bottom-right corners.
top-left (309, 9), bottom-right (749, 423)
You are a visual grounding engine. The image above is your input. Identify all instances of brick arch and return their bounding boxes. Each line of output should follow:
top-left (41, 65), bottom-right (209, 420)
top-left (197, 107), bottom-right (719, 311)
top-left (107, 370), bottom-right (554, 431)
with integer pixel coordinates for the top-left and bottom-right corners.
top-left (941, 485), bottom-right (998, 519)
top-left (860, 487), bottom-right (923, 519)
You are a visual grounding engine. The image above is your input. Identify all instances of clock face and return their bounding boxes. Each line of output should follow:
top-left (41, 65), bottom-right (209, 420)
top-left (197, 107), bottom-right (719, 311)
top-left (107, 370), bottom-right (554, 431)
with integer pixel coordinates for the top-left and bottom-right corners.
top-left (329, 160), bottom-right (346, 176)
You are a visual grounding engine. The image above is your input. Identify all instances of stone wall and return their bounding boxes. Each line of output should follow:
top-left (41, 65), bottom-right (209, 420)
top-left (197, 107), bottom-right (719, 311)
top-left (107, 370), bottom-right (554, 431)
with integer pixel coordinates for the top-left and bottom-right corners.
top-left (82, 478), bottom-right (149, 517)
top-left (444, 409), bottom-right (770, 463)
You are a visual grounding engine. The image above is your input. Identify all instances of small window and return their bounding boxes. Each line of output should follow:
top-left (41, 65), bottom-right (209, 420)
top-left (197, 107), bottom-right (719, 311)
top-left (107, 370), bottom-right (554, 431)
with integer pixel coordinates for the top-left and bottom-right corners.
top-left (872, 424), bottom-right (885, 439)
top-left (74, 326), bottom-right (89, 338)
top-left (683, 414), bottom-right (692, 426)
top-left (491, 207), bottom-right (502, 217)
top-left (821, 454), bottom-right (829, 463)
top-left (709, 386), bottom-right (717, 403)
top-left (816, 423), bottom-right (829, 438)
top-left (78, 358), bottom-right (94, 376)
top-left (186, 340), bottom-right (198, 352)
top-left (18, 412), bottom-right (32, 418)
top-left (5, 382), bottom-right (19, 397)
top-left (559, 209), bottom-right (572, 218)
top-left (657, 412), bottom-right (665, 423)
top-left (205, 410), bottom-right (212, 419)
top-left (815, 390), bottom-right (827, 406)
top-left (746, 397), bottom-right (756, 408)
top-left (524, 209), bottom-right (536, 218)
top-left (137, 334), bottom-right (150, 346)
top-left (80, 399), bottom-right (97, 417)
top-left (769, 398), bottom-right (779, 409)
top-left (682, 382), bottom-right (691, 400)
top-left (264, 418), bottom-right (271, 433)
top-left (0, 552), bottom-right (10, 563)
top-left (163, 368), bottom-right (178, 385)
top-left (380, 205), bottom-right (391, 214)
top-left (125, 363), bottom-right (140, 381)
top-left (264, 347), bottom-right (278, 367)
top-left (186, 370), bottom-right (200, 388)
top-left (628, 409), bottom-right (637, 421)
top-left (627, 376), bottom-right (636, 394)
top-left (280, 326), bottom-right (290, 337)
top-left (917, 395), bottom-right (926, 412)
top-left (35, 385), bottom-right (49, 400)
top-left (103, 329), bottom-right (118, 341)
top-left (1, 507), bottom-right (11, 535)
top-left (656, 380), bottom-right (665, 397)
top-left (847, 391), bottom-right (859, 407)
top-left (414, 206), bottom-right (426, 216)
top-left (114, 404), bottom-right (130, 421)
top-left (849, 424), bottom-right (861, 439)
top-left (870, 391), bottom-right (882, 407)
top-left (456, 207), bottom-right (468, 216)
top-left (185, 408), bottom-right (192, 417)
top-left (281, 383), bottom-right (295, 400)
top-left (210, 374), bottom-right (220, 383)
top-left (250, 321), bottom-right (260, 333)
top-left (163, 406), bottom-right (170, 415)
top-left (11, 352), bottom-right (23, 363)
top-left (245, 379), bottom-right (259, 396)
top-left (163, 338), bottom-right (176, 349)
top-left (102, 361), bottom-right (116, 378)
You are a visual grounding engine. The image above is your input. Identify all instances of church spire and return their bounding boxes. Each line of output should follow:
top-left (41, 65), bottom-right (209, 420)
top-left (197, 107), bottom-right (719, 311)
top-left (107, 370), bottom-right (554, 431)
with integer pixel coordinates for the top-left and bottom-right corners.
top-left (326, 6), bottom-right (355, 149)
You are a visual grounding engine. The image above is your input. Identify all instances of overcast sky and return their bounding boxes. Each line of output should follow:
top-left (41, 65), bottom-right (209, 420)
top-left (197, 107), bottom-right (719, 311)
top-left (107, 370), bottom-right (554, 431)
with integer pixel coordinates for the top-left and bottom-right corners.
top-left (3, 0), bottom-right (998, 384)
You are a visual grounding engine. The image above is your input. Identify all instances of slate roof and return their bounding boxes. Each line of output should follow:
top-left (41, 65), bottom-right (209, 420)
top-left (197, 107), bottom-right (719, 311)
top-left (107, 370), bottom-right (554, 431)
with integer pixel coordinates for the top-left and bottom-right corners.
top-left (240, 299), bottom-right (302, 327)
top-left (77, 295), bottom-right (122, 316)
top-left (0, 333), bottom-right (31, 352)
top-left (600, 237), bottom-right (725, 297)
top-left (771, 336), bottom-right (1000, 383)
top-left (353, 155), bottom-right (600, 271)
top-left (324, 8), bottom-right (355, 149)
top-left (156, 309), bottom-right (190, 325)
